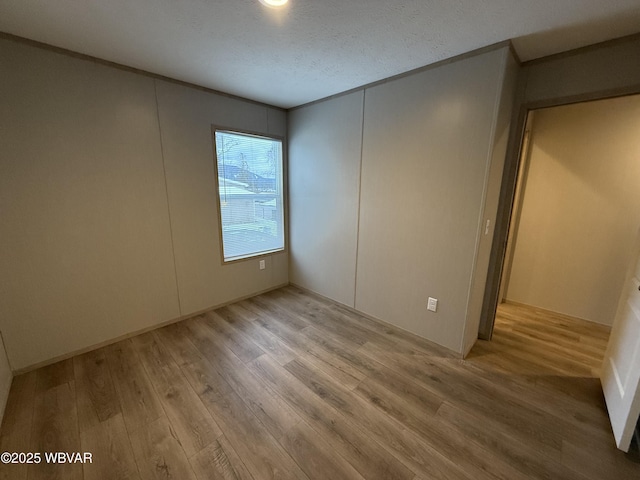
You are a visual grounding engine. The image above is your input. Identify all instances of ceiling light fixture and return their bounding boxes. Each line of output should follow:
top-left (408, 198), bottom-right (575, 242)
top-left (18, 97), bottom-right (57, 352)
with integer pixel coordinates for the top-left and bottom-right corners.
top-left (258, 0), bottom-right (288, 7)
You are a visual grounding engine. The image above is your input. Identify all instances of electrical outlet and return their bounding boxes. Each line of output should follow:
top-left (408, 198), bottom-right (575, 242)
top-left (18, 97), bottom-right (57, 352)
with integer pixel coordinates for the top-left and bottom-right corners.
top-left (259, 259), bottom-right (266, 270)
top-left (427, 297), bottom-right (438, 312)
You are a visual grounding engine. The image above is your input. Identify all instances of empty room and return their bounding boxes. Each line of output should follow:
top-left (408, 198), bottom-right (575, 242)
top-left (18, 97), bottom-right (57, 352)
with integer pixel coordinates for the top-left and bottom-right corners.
top-left (1, 1), bottom-right (640, 479)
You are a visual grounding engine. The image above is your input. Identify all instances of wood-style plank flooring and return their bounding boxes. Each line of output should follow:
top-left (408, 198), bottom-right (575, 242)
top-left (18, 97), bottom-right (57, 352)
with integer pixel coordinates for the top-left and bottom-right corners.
top-left (1, 288), bottom-right (638, 479)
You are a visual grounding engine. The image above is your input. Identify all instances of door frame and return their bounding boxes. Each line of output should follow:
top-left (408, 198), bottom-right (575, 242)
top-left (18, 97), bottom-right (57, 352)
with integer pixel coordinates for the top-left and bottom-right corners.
top-left (479, 87), bottom-right (640, 340)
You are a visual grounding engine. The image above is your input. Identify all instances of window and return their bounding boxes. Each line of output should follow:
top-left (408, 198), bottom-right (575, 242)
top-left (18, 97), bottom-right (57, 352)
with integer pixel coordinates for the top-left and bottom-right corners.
top-left (214, 129), bottom-right (285, 262)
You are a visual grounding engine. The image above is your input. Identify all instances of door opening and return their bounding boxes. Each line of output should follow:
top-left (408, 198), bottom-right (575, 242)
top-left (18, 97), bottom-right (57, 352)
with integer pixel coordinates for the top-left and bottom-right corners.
top-left (482, 93), bottom-right (640, 340)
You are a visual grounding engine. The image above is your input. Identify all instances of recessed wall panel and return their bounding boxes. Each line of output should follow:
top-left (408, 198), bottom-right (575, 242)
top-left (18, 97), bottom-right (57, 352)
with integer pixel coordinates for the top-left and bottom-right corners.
top-left (0, 40), bottom-right (180, 369)
top-left (288, 92), bottom-right (363, 306)
top-left (355, 49), bottom-right (506, 352)
top-left (155, 81), bottom-right (288, 316)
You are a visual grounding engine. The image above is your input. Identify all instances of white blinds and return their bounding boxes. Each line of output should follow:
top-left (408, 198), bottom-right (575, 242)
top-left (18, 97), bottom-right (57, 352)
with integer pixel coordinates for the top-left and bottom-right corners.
top-left (214, 130), bottom-right (284, 261)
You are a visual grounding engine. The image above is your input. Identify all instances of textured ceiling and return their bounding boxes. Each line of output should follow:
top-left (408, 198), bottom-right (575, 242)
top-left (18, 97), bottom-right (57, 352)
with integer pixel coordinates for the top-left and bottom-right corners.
top-left (1, 0), bottom-right (639, 108)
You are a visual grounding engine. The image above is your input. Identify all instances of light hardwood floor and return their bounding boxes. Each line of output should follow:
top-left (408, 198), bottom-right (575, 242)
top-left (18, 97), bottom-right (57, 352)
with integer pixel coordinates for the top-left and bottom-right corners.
top-left (1, 287), bottom-right (638, 479)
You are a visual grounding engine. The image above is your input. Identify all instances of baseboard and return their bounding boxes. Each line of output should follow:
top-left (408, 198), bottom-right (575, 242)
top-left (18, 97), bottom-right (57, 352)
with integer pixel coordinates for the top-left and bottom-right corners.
top-left (13, 282), bottom-right (289, 375)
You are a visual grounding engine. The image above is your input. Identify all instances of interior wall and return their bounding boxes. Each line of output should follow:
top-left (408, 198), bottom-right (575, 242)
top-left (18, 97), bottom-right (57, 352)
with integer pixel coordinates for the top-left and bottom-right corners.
top-left (155, 80), bottom-right (288, 315)
top-left (0, 38), bottom-right (287, 371)
top-left (506, 95), bottom-right (640, 325)
top-left (289, 46), bottom-right (517, 354)
top-left (288, 92), bottom-right (364, 307)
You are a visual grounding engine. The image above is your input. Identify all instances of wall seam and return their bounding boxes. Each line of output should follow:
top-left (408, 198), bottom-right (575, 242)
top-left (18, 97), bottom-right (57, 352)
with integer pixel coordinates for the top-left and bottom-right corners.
top-left (352, 89), bottom-right (366, 309)
top-left (153, 80), bottom-right (183, 316)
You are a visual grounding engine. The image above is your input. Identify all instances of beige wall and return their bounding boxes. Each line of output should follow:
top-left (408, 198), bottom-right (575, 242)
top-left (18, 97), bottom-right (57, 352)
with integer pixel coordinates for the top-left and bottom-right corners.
top-left (289, 46), bottom-right (517, 354)
top-left (288, 92), bottom-right (364, 307)
top-left (154, 80), bottom-right (288, 315)
top-left (506, 95), bottom-right (640, 325)
top-left (0, 38), bottom-right (287, 370)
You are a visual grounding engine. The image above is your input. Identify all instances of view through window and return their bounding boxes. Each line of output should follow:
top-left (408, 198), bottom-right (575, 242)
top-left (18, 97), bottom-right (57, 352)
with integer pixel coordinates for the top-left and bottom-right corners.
top-left (214, 130), bottom-right (284, 261)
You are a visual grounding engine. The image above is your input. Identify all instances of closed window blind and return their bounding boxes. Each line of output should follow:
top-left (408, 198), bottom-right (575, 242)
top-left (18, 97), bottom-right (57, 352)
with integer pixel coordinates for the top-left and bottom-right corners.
top-left (214, 130), bottom-right (284, 261)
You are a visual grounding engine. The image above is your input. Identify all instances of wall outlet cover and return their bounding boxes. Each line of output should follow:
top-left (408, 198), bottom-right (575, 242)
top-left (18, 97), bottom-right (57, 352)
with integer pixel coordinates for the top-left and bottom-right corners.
top-left (427, 297), bottom-right (438, 312)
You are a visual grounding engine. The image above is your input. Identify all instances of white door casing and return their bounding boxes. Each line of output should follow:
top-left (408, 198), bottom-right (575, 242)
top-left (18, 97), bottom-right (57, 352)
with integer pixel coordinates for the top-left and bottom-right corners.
top-left (601, 229), bottom-right (640, 451)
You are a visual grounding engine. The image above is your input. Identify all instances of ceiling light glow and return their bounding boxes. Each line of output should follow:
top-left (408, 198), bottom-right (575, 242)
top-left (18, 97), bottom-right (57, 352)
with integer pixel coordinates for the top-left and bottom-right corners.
top-left (259, 0), bottom-right (288, 7)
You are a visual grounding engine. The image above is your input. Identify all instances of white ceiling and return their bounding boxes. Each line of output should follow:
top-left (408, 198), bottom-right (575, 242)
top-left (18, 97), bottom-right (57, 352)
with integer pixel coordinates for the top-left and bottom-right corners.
top-left (1, 0), bottom-right (639, 108)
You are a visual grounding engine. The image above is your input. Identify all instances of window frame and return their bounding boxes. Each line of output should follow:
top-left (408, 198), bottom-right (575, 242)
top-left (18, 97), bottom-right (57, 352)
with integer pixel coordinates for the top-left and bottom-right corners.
top-left (212, 126), bottom-right (287, 264)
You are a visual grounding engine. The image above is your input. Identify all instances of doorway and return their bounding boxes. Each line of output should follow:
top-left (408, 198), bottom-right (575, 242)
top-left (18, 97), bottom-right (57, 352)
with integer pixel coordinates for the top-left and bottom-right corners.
top-left (483, 93), bottom-right (640, 357)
